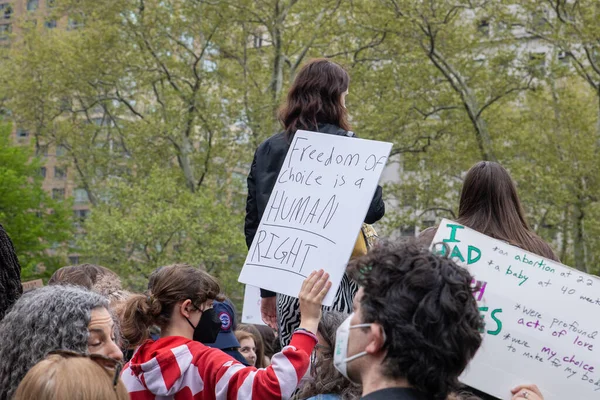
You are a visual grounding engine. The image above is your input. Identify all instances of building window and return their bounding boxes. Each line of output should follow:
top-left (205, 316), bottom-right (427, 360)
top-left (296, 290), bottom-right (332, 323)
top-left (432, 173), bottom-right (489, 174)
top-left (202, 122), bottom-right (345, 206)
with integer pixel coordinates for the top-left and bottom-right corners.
top-left (36, 144), bottom-right (48, 157)
top-left (74, 188), bottom-right (89, 204)
top-left (253, 35), bottom-right (263, 48)
top-left (68, 255), bottom-right (80, 264)
top-left (400, 225), bottom-right (416, 237)
top-left (421, 220), bottom-right (436, 229)
top-left (55, 145), bottom-right (66, 156)
top-left (68, 16), bottom-right (84, 30)
top-left (39, 167), bottom-right (47, 178)
top-left (401, 191), bottom-right (417, 208)
top-left (529, 52), bottom-right (547, 76)
top-left (47, 0), bottom-right (56, 8)
top-left (0, 4), bottom-right (12, 20)
top-left (0, 23), bottom-right (10, 40)
top-left (74, 209), bottom-right (90, 222)
top-left (16, 127), bottom-right (29, 138)
top-left (54, 167), bottom-right (66, 179)
top-left (44, 19), bottom-right (57, 29)
top-left (27, 0), bottom-right (39, 11)
top-left (478, 19), bottom-right (490, 36)
top-left (52, 188), bottom-right (65, 200)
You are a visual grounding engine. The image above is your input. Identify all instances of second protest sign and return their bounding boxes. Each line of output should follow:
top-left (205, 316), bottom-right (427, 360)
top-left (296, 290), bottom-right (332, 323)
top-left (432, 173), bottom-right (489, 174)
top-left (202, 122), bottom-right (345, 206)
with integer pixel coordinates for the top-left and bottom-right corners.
top-left (431, 219), bottom-right (600, 400)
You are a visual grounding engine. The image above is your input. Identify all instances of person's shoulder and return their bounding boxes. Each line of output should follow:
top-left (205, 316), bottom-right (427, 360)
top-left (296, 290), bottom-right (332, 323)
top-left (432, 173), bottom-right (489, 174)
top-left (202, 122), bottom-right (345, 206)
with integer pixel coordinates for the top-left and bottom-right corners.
top-left (257, 131), bottom-right (287, 155)
top-left (304, 394), bottom-right (342, 400)
top-left (317, 123), bottom-right (355, 137)
top-left (417, 226), bottom-right (438, 247)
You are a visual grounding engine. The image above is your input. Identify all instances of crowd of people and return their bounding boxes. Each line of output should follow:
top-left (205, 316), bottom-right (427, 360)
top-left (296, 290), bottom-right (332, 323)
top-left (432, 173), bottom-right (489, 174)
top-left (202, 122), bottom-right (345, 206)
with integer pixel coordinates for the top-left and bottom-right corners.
top-left (0, 58), bottom-right (554, 400)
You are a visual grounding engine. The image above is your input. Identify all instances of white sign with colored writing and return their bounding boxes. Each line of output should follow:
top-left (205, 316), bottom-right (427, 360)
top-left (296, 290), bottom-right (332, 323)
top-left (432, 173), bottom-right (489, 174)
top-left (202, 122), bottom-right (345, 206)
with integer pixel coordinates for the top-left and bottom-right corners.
top-left (431, 219), bottom-right (600, 400)
top-left (241, 285), bottom-right (265, 326)
top-left (239, 130), bottom-right (392, 306)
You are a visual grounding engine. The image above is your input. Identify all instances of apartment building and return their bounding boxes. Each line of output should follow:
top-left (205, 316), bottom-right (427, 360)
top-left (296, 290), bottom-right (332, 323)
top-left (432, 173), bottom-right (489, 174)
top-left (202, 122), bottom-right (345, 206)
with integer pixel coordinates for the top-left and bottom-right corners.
top-left (3, 0), bottom-right (87, 266)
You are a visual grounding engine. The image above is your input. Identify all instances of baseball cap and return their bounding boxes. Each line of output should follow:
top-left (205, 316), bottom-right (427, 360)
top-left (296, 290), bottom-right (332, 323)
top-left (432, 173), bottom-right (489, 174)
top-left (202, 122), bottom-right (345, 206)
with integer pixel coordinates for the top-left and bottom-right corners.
top-left (205, 299), bottom-right (240, 350)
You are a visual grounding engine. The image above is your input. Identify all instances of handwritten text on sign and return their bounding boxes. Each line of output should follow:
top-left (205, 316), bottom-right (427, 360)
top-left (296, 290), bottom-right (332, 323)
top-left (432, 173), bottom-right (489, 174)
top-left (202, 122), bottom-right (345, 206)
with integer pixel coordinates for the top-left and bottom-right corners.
top-left (431, 220), bottom-right (600, 400)
top-left (239, 131), bottom-right (392, 306)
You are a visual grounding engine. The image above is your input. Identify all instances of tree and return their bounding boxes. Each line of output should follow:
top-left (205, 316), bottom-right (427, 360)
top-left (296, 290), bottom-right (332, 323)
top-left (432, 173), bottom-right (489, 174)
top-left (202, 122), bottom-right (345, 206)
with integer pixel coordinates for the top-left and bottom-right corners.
top-left (0, 124), bottom-right (73, 279)
top-left (510, 0), bottom-right (600, 271)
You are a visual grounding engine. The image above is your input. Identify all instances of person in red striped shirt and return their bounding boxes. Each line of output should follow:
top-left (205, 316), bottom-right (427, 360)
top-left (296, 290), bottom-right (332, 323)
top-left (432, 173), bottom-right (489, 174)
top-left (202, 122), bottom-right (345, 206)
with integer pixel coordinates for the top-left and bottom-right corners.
top-left (120, 263), bottom-right (331, 399)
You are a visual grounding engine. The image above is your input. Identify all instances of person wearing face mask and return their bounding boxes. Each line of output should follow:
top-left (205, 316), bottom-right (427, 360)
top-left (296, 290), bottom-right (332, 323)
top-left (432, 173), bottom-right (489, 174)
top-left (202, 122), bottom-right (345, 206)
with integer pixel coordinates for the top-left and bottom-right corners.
top-left (296, 311), bottom-right (361, 400)
top-left (120, 263), bottom-right (332, 399)
top-left (245, 58), bottom-right (385, 347)
top-left (334, 241), bottom-right (484, 400)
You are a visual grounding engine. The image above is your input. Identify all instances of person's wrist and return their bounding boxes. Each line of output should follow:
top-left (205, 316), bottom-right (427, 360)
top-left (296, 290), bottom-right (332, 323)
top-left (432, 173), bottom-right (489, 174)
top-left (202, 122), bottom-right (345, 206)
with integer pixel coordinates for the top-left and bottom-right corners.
top-left (298, 318), bottom-right (319, 334)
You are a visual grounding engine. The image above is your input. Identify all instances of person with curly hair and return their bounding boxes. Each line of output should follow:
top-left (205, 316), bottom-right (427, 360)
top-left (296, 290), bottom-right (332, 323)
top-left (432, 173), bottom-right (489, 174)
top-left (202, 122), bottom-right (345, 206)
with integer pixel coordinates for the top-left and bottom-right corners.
top-left (296, 311), bottom-right (361, 400)
top-left (0, 223), bottom-right (22, 322)
top-left (339, 240), bottom-right (484, 400)
top-left (0, 285), bottom-right (123, 400)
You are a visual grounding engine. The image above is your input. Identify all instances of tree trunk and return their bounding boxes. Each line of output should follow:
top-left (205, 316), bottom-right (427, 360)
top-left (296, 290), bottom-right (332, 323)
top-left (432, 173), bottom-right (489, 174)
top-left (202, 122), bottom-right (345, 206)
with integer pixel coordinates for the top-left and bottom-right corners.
top-left (178, 134), bottom-right (197, 193)
top-left (572, 199), bottom-right (588, 272)
top-left (560, 204), bottom-right (569, 262)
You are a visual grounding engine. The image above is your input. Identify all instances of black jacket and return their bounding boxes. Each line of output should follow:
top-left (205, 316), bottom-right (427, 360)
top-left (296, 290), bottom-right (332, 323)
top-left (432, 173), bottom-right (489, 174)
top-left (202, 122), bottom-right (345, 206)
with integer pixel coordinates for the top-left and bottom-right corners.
top-left (244, 124), bottom-right (386, 298)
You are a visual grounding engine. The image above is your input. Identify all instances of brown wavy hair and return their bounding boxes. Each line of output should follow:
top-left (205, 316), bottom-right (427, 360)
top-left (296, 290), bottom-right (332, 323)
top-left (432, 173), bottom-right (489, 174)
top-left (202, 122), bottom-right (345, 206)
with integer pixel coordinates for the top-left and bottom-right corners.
top-left (278, 58), bottom-right (350, 138)
top-left (120, 264), bottom-right (221, 347)
top-left (457, 161), bottom-right (558, 261)
top-left (296, 311), bottom-right (361, 400)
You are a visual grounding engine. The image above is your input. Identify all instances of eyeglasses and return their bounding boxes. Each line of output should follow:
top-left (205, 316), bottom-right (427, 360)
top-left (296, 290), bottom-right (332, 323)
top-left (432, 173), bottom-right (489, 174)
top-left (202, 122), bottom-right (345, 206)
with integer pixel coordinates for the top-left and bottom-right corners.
top-left (48, 349), bottom-right (124, 391)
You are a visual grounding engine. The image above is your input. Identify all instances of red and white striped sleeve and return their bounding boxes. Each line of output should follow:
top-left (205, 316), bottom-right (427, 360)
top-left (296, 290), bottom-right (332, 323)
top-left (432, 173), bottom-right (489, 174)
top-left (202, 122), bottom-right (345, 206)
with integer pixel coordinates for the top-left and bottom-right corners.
top-left (205, 332), bottom-right (316, 400)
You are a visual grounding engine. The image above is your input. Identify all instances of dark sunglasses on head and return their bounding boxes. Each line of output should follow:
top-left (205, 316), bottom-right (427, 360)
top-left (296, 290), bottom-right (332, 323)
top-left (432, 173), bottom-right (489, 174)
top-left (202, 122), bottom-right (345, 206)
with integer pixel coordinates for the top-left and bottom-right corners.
top-left (48, 349), bottom-right (124, 390)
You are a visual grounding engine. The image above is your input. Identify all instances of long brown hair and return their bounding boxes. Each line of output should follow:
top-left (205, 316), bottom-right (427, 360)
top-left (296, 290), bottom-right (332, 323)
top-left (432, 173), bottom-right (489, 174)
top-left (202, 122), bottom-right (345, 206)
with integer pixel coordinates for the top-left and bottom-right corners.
top-left (236, 324), bottom-right (267, 368)
top-left (278, 58), bottom-right (350, 138)
top-left (120, 264), bottom-right (221, 347)
top-left (457, 161), bottom-right (558, 260)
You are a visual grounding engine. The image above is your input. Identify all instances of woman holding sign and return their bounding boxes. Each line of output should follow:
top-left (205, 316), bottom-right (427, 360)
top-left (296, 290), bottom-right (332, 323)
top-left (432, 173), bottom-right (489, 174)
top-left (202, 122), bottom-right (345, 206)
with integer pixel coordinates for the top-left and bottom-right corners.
top-left (120, 264), bottom-right (332, 399)
top-left (244, 59), bottom-right (385, 346)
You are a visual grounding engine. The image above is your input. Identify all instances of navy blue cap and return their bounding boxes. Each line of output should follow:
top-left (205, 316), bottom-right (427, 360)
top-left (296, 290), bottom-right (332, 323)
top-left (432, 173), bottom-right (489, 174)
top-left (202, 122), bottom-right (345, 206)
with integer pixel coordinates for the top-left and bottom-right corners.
top-left (222, 348), bottom-right (250, 366)
top-left (205, 299), bottom-right (240, 350)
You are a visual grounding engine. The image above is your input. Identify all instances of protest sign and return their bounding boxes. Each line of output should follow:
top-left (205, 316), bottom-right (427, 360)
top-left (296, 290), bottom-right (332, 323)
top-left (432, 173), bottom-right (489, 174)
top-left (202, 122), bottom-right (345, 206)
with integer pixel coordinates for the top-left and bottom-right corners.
top-left (241, 285), bottom-right (265, 325)
top-left (239, 130), bottom-right (392, 306)
top-left (431, 219), bottom-right (600, 400)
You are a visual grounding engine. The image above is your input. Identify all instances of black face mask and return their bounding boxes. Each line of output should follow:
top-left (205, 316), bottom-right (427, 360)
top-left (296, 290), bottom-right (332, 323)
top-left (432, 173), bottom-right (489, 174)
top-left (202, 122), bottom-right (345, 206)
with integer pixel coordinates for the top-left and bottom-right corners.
top-left (186, 308), bottom-right (222, 344)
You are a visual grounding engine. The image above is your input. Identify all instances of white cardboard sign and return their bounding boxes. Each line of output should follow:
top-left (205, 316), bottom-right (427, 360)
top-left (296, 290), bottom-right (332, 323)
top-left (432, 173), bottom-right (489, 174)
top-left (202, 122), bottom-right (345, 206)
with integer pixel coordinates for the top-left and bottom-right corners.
top-left (239, 130), bottom-right (392, 306)
top-left (241, 285), bottom-right (266, 326)
top-left (431, 219), bottom-right (600, 400)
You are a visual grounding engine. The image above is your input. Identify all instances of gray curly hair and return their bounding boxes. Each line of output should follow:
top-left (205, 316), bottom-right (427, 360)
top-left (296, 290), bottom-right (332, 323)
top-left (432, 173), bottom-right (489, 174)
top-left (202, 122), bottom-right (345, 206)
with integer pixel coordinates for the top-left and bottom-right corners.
top-left (0, 285), bottom-right (108, 400)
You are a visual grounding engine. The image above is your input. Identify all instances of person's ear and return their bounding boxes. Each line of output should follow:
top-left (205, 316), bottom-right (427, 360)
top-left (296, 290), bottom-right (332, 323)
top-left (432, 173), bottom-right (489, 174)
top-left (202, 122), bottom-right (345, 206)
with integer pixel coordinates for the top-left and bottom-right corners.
top-left (365, 323), bottom-right (386, 355)
top-left (179, 299), bottom-right (194, 319)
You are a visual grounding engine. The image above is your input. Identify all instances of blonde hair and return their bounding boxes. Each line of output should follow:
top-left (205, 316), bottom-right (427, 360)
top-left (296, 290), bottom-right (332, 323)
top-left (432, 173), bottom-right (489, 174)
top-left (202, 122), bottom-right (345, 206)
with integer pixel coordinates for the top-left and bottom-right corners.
top-left (14, 354), bottom-right (129, 400)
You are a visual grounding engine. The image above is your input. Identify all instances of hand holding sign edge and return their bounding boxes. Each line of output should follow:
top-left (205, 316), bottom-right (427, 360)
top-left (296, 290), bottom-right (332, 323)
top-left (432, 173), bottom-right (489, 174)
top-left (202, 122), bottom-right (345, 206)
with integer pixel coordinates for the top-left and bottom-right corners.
top-left (298, 269), bottom-right (332, 335)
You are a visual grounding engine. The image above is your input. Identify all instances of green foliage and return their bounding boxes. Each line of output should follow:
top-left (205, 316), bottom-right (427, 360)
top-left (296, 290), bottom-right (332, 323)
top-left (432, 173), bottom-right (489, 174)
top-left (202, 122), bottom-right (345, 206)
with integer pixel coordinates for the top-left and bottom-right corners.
top-left (0, 124), bottom-right (73, 279)
top-left (0, 0), bottom-right (598, 298)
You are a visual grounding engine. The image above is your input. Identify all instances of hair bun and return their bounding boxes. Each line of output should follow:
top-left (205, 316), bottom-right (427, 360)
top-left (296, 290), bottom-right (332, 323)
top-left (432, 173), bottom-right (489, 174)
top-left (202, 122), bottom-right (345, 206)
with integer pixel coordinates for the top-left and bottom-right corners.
top-left (146, 294), bottom-right (162, 316)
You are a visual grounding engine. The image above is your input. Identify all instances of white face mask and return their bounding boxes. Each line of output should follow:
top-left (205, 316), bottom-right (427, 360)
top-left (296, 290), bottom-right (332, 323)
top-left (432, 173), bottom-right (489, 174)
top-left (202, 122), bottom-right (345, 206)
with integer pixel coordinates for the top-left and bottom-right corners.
top-left (333, 313), bottom-right (375, 380)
